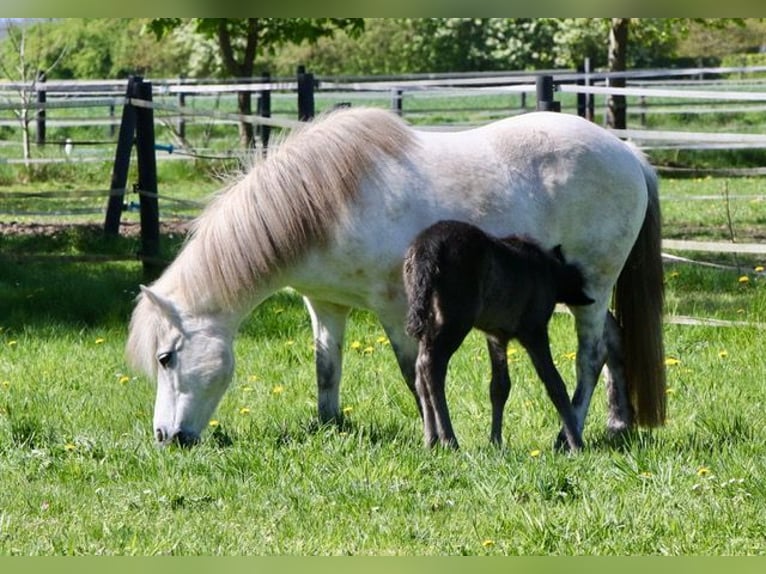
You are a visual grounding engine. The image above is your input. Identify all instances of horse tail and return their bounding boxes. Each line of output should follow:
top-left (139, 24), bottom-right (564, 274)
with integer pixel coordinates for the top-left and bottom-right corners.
top-left (403, 243), bottom-right (437, 339)
top-left (615, 154), bottom-right (666, 427)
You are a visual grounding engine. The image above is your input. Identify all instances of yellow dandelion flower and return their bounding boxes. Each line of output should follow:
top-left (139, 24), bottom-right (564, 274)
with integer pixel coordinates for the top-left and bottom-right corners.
top-left (564, 351), bottom-right (577, 361)
top-left (343, 406), bottom-right (354, 415)
top-left (666, 388), bottom-right (676, 396)
top-left (530, 449), bottom-right (541, 458)
top-left (248, 374), bottom-right (259, 383)
top-left (241, 385), bottom-right (254, 393)
top-left (507, 347), bottom-right (518, 356)
top-left (95, 338), bottom-right (106, 345)
top-left (350, 341), bottom-right (362, 350)
top-left (718, 350), bottom-right (728, 359)
top-left (208, 420), bottom-right (220, 428)
top-left (1, 380), bottom-right (9, 389)
top-left (64, 443), bottom-right (76, 452)
top-left (7, 340), bottom-right (17, 347)
top-left (272, 385), bottom-right (284, 395)
top-left (239, 407), bottom-right (251, 415)
top-left (665, 357), bottom-right (681, 366)
top-left (738, 275), bottom-right (750, 284)
top-left (482, 539), bottom-right (495, 549)
top-left (376, 336), bottom-right (390, 345)
top-left (755, 265), bottom-right (764, 273)
top-left (639, 471), bottom-right (654, 479)
top-left (285, 339), bottom-right (294, 346)
top-left (668, 271), bottom-right (680, 278)
top-left (363, 346), bottom-right (374, 355)
top-left (118, 376), bottom-right (130, 385)
top-left (697, 466), bottom-right (710, 477)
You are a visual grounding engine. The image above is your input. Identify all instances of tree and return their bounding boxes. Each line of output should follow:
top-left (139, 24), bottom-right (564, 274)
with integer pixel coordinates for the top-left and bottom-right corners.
top-left (147, 18), bottom-right (365, 148)
top-left (0, 19), bottom-right (67, 166)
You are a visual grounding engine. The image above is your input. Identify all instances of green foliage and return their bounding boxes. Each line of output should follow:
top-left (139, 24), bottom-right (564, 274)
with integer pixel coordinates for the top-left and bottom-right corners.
top-left (0, 19), bottom-right (189, 80)
top-left (1, 18), bottom-right (759, 81)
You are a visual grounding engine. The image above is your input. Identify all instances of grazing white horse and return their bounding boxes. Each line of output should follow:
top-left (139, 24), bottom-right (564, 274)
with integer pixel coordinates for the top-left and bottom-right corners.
top-left (126, 107), bottom-right (665, 447)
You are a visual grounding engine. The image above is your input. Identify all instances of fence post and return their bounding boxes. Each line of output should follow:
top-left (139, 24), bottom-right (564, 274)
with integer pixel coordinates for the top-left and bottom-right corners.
top-left (536, 75), bottom-right (560, 112)
top-left (134, 79), bottom-right (161, 279)
top-left (36, 71), bottom-right (46, 147)
top-left (104, 76), bottom-right (140, 236)
top-left (177, 75), bottom-right (186, 141)
top-left (257, 71), bottom-right (271, 150)
top-left (297, 65), bottom-right (315, 121)
top-left (391, 88), bottom-right (403, 116)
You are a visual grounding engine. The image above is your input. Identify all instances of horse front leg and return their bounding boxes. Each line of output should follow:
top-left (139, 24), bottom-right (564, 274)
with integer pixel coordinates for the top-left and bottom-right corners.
top-left (380, 320), bottom-right (422, 417)
top-left (303, 297), bottom-right (350, 423)
top-left (558, 303), bottom-right (609, 448)
top-left (486, 335), bottom-right (511, 447)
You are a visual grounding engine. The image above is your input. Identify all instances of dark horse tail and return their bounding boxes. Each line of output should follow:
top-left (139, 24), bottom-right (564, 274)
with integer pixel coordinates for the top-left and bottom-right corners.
top-left (615, 151), bottom-right (667, 427)
top-left (403, 242), bottom-right (437, 339)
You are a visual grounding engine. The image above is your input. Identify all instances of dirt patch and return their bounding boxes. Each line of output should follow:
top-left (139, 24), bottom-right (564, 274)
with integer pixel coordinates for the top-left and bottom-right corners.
top-left (0, 220), bottom-right (191, 239)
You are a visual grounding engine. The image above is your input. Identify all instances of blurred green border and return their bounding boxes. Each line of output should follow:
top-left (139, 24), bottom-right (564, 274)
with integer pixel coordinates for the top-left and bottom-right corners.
top-left (3, 2), bottom-right (765, 18)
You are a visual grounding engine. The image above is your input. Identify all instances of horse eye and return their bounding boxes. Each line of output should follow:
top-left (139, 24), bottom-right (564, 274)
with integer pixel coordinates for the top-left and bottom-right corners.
top-left (157, 352), bottom-right (175, 369)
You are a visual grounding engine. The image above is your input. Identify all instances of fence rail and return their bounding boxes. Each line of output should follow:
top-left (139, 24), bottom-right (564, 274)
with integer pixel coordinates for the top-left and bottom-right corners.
top-left (3, 66), bottom-right (766, 274)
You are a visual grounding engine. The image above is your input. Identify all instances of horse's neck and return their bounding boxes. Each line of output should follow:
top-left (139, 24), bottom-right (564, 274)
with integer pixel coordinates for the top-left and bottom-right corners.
top-left (156, 250), bottom-right (281, 330)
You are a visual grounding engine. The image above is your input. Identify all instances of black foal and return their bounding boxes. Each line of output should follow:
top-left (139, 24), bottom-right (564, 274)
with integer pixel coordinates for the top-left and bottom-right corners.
top-left (403, 220), bottom-right (594, 450)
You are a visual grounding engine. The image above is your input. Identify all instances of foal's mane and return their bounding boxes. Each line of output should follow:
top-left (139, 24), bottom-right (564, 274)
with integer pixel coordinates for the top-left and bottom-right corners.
top-left (161, 106), bottom-right (415, 312)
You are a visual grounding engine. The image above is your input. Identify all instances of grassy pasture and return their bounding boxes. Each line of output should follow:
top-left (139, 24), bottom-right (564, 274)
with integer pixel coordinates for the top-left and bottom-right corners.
top-left (1, 170), bottom-right (765, 555)
top-left (2, 90), bottom-right (766, 554)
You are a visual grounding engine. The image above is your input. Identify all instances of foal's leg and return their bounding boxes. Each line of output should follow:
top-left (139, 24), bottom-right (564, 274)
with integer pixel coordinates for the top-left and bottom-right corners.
top-left (520, 328), bottom-right (583, 452)
top-left (604, 311), bottom-right (634, 435)
top-left (486, 335), bottom-right (511, 446)
top-left (415, 323), bottom-right (471, 449)
top-left (303, 297), bottom-right (351, 423)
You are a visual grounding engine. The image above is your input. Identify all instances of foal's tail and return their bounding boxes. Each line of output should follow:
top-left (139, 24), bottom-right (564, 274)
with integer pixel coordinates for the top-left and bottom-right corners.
top-left (615, 154), bottom-right (667, 427)
top-left (403, 244), bottom-right (437, 339)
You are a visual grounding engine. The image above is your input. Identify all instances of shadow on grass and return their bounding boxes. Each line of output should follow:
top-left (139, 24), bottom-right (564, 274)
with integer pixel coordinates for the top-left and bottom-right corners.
top-left (0, 224), bottom-right (186, 330)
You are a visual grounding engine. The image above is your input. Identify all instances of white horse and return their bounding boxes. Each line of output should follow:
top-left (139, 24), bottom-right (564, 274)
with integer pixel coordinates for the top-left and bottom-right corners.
top-left (126, 107), bottom-right (665, 447)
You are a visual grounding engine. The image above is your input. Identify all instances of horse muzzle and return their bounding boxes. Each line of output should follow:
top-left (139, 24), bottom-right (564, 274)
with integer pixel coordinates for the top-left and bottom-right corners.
top-left (155, 426), bottom-right (200, 448)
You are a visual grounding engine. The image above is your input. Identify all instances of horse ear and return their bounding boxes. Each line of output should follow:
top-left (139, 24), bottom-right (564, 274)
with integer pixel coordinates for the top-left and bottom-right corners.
top-left (140, 285), bottom-right (182, 327)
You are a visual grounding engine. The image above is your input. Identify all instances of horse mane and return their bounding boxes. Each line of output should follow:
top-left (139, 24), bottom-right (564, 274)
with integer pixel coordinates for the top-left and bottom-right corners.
top-left (126, 107), bottom-right (416, 376)
top-left (159, 106), bottom-right (416, 312)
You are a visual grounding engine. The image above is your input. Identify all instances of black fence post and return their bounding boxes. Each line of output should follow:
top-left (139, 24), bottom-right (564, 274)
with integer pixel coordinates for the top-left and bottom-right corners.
top-left (257, 71), bottom-right (271, 150)
top-left (177, 75), bottom-right (186, 141)
top-left (134, 79), bottom-right (161, 279)
top-left (36, 71), bottom-right (46, 147)
top-left (297, 65), bottom-right (315, 121)
top-left (536, 75), bottom-right (560, 112)
top-left (104, 76), bottom-right (140, 236)
top-left (391, 88), bottom-right (403, 116)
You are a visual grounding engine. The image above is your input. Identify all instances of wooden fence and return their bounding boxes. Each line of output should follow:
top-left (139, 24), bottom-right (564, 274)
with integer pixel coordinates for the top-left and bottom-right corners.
top-left (3, 65), bottom-right (766, 277)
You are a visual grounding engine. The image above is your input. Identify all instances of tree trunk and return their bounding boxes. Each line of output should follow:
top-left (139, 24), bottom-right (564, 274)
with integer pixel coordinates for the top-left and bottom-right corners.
top-left (607, 18), bottom-right (629, 131)
top-left (217, 19), bottom-right (258, 149)
top-left (237, 90), bottom-right (254, 149)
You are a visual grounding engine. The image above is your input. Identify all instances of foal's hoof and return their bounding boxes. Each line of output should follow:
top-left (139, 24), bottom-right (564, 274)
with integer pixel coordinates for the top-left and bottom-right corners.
top-left (554, 430), bottom-right (583, 453)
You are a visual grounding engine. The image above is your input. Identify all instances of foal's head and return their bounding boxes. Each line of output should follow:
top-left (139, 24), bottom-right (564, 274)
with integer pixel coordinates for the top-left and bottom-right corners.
top-left (550, 245), bottom-right (595, 307)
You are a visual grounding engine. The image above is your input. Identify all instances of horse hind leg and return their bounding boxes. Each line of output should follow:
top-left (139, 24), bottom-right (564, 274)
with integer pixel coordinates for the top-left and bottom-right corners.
top-left (604, 311), bottom-right (634, 435)
top-left (304, 297), bottom-right (350, 423)
top-left (486, 335), bottom-right (511, 446)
